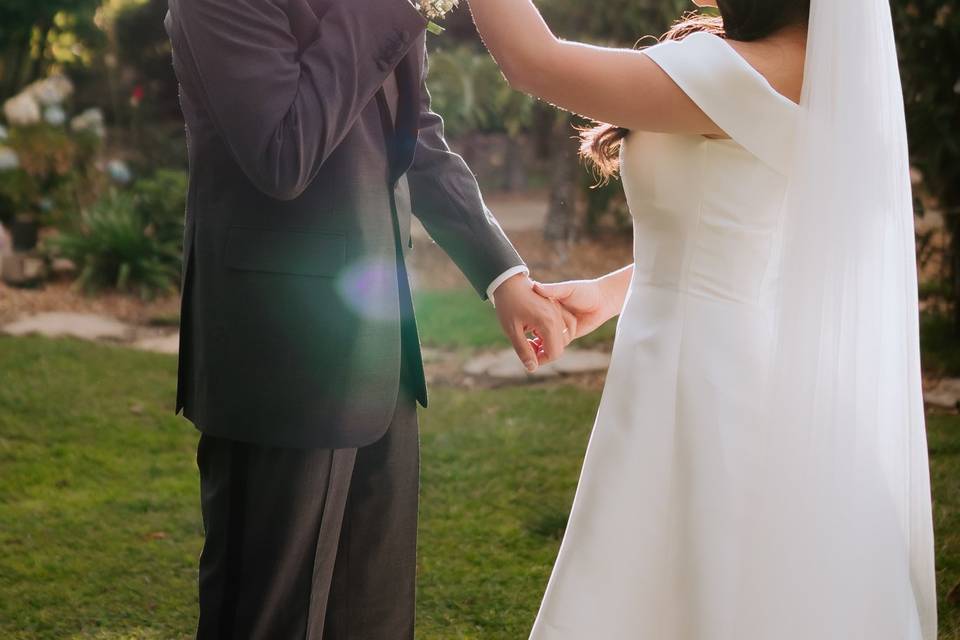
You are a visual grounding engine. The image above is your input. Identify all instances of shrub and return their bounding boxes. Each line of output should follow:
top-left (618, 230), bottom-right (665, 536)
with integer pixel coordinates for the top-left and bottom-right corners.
top-left (426, 47), bottom-right (535, 139)
top-left (47, 190), bottom-right (180, 299)
top-left (129, 168), bottom-right (186, 248)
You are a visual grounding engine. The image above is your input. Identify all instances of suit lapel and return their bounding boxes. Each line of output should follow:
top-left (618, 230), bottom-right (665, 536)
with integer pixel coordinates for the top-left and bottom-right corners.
top-left (374, 41), bottom-right (424, 183)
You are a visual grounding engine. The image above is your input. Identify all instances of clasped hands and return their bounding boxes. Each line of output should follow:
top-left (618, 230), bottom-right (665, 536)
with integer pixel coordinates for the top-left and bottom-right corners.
top-left (492, 272), bottom-right (612, 373)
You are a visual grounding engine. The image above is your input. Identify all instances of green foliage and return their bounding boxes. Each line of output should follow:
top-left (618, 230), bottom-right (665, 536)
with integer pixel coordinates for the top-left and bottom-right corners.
top-left (427, 47), bottom-right (536, 138)
top-left (113, 0), bottom-right (180, 119)
top-left (0, 122), bottom-right (103, 226)
top-left (894, 1), bottom-right (960, 209)
top-left (892, 1), bottom-right (960, 326)
top-left (539, 0), bottom-right (688, 44)
top-left (129, 168), bottom-right (186, 247)
top-left (0, 0), bottom-right (103, 95)
top-left (922, 312), bottom-right (960, 378)
top-left (47, 189), bottom-right (180, 298)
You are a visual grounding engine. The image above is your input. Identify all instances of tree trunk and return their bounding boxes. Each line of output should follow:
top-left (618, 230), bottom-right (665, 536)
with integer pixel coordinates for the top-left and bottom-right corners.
top-left (949, 210), bottom-right (960, 334)
top-left (28, 20), bottom-right (54, 86)
top-left (543, 113), bottom-right (580, 245)
top-left (3, 31), bottom-right (32, 97)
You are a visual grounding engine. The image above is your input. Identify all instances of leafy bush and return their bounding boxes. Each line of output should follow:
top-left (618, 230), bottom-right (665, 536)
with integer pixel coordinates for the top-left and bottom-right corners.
top-left (427, 47), bottom-right (535, 138)
top-left (892, 0), bottom-right (960, 331)
top-left (129, 168), bottom-right (186, 248)
top-left (47, 190), bottom-right (180, 299)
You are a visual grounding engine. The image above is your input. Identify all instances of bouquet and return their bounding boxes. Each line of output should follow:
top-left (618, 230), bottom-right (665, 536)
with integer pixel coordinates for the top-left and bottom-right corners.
top-left (416, 0), bottom-right (460, 34)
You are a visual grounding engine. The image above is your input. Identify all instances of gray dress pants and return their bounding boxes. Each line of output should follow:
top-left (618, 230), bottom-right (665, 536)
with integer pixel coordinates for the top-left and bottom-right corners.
top-left (194, 362), bottom-right (420, 639)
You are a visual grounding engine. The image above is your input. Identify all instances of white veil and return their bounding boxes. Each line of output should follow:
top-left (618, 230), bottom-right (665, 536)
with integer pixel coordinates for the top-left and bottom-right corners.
top-left (758, 0), bottom-right (938, 636)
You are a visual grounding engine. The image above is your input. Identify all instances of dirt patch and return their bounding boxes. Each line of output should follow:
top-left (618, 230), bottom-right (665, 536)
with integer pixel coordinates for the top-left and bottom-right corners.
top-left (0, 278), bottom-right (181, 326)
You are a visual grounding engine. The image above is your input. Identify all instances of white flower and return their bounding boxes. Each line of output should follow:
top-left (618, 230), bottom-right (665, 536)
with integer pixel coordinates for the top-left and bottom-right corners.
top-left (106, 159), bottom-right (132, 184)
top-left (0, 146), bottom-right (20, 171)
top-left (26, 74), bottom-right (74, 107)
top-left (417, 0), bottom-right (459, 20)
top-left (71, 108), bottom-right (106, 138)
top-left (3, 92), bottom-right (41, 127)
top-left (44, 105), bottom-right (67, 127)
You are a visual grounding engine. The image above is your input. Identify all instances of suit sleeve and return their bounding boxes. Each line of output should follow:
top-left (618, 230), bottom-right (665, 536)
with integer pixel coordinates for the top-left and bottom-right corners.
top-left (405, 51), bottom-right (526, 300)
top-left (165, 0), bottom-right (427, 201)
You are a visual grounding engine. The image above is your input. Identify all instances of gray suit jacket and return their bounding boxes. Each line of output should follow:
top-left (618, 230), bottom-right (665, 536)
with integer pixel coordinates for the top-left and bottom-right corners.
top-left (165, 0), bottom-right (524, 449)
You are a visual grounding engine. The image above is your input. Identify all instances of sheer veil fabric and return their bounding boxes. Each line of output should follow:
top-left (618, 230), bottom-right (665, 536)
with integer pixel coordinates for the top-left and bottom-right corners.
top-left (758, 0), bottom-right (937, 636)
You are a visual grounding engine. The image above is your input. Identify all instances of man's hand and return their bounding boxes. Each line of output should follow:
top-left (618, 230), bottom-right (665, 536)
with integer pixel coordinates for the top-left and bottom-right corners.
top-left (493, 273), bottom-right (571, 373)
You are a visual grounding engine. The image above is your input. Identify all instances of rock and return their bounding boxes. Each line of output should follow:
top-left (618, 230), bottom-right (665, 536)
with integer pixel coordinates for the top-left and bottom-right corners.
top-left (486, 356), bottom-right (561, 380)
top-left (420, 347), bottom-right (449, 364)
top-left (1, 312), bottom-right (133, 341)
top-left (925, 378), bottom-right (960, 410)
top-left (132, 333), bottom-right (180, 355)
top-left (1, 253), bottom-right (46, 287)
top-left (465, 349), bottom-right (560, 380)
top-left (50, 257), bottom-right (77, 277)
top-left (464, 348), bottom-right (611, 381)
top-left (554, 350), bottom-right (611, 374)
top-left (463, 352), bottom-right (503, 376)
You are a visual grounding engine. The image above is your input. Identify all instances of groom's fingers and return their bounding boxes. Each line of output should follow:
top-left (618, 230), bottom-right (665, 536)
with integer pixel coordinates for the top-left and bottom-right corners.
top-left (507, 322), bottom-right (540, 372)
top-left (535, 308), bottom-right (567, 365)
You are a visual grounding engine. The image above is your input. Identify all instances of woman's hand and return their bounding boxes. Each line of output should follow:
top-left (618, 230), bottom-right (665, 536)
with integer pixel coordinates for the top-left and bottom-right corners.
top-left (533, 266), bottom-right (634, 342)
top-left (533, 279), bottom-right (611, 340)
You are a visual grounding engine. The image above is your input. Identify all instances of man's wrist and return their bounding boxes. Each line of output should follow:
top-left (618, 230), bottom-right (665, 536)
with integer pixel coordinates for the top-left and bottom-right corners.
top-left (487, 265), bottom-right (530, 307)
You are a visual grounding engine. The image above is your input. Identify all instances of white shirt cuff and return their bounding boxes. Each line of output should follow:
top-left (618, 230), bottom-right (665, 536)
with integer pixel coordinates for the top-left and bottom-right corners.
top-left (487, 265), bottom-right (530, 307)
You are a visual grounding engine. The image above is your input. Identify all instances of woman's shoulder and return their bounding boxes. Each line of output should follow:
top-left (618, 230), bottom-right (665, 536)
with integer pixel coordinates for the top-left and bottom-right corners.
top-left (723, 35), bottom-right (806, 106)
top-left (645, 30), bottom-right (804, 108)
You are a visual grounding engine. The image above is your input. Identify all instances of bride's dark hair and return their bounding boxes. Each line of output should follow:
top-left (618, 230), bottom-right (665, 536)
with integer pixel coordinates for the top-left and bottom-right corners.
top-left (581, 0), bottom-right (811, 181)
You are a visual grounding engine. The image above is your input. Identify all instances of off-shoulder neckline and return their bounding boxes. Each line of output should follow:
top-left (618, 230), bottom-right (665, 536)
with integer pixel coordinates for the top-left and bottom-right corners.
top-left (684, 31), bottom-right (801, 110)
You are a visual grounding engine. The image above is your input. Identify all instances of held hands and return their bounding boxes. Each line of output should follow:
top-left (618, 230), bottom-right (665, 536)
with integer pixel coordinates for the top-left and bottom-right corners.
top-left (533, 278), bottom-right (614, 341)
top-left (493, 273), bottom-right (573, 373)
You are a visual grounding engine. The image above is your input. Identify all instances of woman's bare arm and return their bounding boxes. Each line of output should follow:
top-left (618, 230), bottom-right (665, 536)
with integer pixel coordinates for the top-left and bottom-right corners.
top-left (466, 0), bottom-right (723, 135)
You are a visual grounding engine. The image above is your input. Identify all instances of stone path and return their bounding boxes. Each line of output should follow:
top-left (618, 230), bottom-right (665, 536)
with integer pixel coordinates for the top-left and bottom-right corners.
top-left (0, 311), bottom-right (179, 355)
top-left (463, 348), bottom-right (611, 380)
top-left (1, 312), bottom-right (134, 342)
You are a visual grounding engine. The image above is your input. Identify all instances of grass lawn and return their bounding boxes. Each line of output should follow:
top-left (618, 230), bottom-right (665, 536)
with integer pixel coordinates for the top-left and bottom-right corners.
top-left (0, 336), bottom-right (958, 639)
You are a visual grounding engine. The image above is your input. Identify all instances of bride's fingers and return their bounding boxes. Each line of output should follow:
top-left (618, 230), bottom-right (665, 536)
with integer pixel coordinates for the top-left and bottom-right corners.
top-left (533, 281), bottom-right (575, 302)
top-left (557, 304), bottom-right (578, 344)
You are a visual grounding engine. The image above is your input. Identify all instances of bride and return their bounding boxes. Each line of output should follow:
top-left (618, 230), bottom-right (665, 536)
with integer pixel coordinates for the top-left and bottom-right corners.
top-left (465, 0), bottom-right (938, 637)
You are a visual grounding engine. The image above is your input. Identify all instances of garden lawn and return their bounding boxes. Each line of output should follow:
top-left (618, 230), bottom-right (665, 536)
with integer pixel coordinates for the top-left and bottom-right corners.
top-left (0, 336), bottom-right (958, 639)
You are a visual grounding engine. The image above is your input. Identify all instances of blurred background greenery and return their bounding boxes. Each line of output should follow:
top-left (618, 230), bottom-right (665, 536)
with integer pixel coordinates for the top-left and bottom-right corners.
top-left (0, 0), bottom-right (955, 325)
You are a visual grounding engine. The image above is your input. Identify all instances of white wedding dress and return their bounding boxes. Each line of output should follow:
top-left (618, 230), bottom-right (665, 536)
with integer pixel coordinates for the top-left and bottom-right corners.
top-left (529, 31), bottom-right (936, 639)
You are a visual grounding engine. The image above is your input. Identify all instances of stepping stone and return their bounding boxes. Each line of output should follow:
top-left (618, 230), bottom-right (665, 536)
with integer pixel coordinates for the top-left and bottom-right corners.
top-left (1, 254), bottom-right (46, 287)
top-left (132, 333), bottom-right (180, 355)
top-left (463, 352), bottom-right (504, 377)
top-left (464, 348), bottom-right (611, 381)
top-left (1, 312), bottom-right (133, 341)
top-left (486, 356), bottom-right (561, 380)
top-left (420, 347), bottom-right (450, 364)
top-left (926, 378), bottom-right (960, 410)
top-left (554, 350), bottom-right (611, 374)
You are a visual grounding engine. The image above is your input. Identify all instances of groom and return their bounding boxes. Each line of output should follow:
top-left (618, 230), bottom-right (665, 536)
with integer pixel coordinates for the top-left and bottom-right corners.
top-left (164, 0), bottom-right (569, 638)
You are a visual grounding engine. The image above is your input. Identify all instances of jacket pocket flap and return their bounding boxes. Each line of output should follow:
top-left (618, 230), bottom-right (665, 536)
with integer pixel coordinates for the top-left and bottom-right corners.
top-left (224, 227), bottom-right (346, 278)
